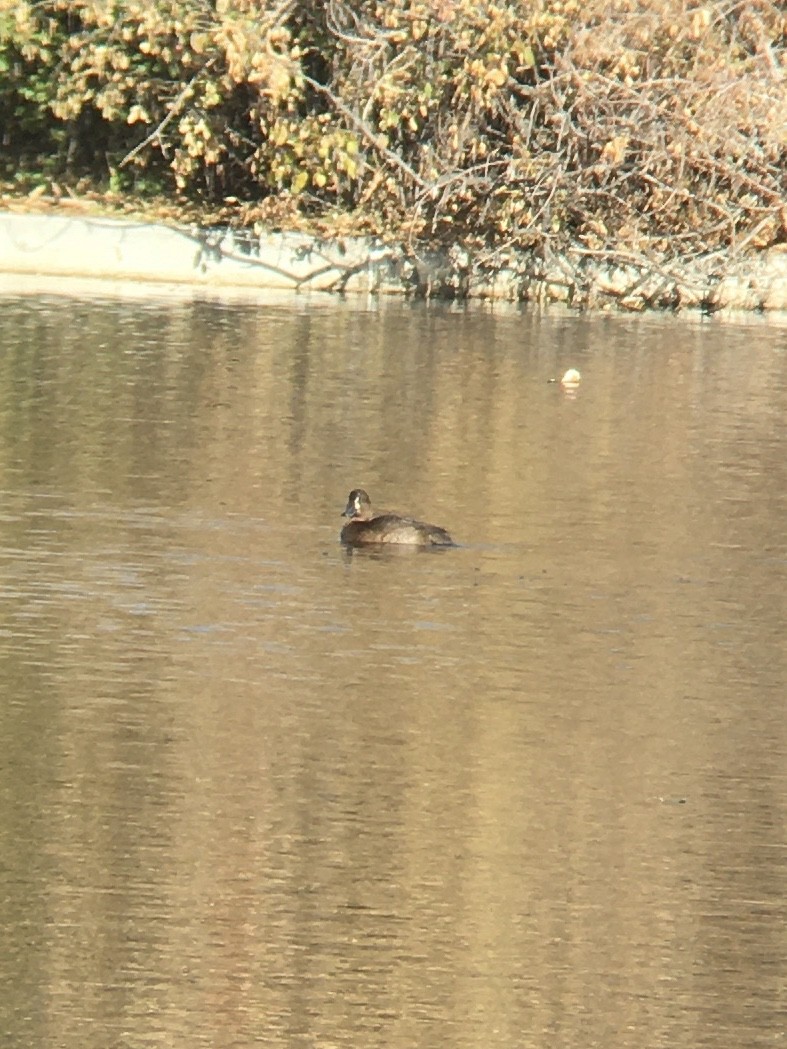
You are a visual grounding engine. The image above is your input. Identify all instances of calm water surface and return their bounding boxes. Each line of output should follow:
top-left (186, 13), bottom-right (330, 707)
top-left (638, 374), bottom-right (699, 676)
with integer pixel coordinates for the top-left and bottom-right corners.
top-left (0, 278), bottom-right (785, 1049)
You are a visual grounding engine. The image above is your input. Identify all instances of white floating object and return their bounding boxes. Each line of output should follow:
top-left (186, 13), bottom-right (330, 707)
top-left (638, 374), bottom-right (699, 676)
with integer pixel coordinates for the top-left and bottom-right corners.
top-left (560, 368), bottom-right (582, 388)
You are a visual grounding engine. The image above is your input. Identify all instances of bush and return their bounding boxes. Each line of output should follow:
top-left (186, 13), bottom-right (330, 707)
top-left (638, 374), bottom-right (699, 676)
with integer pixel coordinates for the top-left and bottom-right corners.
top-left (1, 0), bottom-right (784, 268)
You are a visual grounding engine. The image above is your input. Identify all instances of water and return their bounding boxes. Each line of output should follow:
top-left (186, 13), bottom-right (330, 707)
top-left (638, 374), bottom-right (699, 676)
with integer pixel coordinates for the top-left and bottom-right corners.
top-left (0, 278), bottom-right (785, 1049)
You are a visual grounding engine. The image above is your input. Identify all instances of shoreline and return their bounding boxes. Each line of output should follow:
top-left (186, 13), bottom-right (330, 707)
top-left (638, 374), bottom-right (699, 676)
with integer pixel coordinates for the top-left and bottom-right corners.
top-left (2, 207), bottom-right (786, 314)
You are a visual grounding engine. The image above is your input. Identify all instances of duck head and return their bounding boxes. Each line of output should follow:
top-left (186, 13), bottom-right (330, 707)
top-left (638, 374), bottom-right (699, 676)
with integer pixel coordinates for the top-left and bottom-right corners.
top-left (342, 489), bottom-right (373, 520)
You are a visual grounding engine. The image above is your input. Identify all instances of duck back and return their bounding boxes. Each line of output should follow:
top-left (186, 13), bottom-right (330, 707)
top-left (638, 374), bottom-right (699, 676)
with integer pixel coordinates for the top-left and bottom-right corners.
top-left (341, 513), bottom-right (454, 546)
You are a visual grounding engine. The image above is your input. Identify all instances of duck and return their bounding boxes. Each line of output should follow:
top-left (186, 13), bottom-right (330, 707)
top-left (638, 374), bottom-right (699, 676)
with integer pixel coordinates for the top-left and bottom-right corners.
top-left (340, 489), bottom-right (455, 547)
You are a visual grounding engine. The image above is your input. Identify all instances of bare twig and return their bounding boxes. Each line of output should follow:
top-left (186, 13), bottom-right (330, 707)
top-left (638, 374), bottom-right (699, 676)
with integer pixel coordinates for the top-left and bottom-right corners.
top-left (119, 58), bottom-right (217, 168)
top-left (302, 72), bottom-right (430, 191)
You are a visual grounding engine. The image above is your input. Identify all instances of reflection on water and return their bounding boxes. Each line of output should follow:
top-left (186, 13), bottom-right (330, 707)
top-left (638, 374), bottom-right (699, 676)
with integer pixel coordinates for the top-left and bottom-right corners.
top-left (0, 282), bottom-right (785, 1049)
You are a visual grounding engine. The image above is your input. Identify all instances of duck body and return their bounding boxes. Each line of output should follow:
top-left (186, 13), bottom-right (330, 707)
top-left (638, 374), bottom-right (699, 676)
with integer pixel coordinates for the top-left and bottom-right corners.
top-left (340, 489), bottom-right (455, 547)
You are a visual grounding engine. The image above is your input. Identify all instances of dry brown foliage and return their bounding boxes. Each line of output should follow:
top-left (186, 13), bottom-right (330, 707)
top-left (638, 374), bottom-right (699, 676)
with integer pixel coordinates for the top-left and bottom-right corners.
top-left (1, 0), bottom-right (785, 299)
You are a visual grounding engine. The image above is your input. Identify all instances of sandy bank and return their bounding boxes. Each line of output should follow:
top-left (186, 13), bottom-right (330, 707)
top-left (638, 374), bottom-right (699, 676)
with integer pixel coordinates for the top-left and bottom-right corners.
top-left (2, 209), bottom-right (786, 313)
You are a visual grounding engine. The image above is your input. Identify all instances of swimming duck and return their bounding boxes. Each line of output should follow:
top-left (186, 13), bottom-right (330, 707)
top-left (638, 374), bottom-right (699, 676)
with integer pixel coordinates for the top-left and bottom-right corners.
top-left (340, 489), bottom-right (455, 547)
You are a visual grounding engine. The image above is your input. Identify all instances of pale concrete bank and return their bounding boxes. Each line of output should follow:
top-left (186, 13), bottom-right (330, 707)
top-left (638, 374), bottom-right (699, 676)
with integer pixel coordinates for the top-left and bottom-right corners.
top-left (2, 209), bottom-right (786, 312)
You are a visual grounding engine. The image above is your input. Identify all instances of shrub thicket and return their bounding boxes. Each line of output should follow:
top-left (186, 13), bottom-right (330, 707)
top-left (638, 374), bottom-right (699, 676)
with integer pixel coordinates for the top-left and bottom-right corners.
top-left (1, 1), bottom-right (785, 275)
